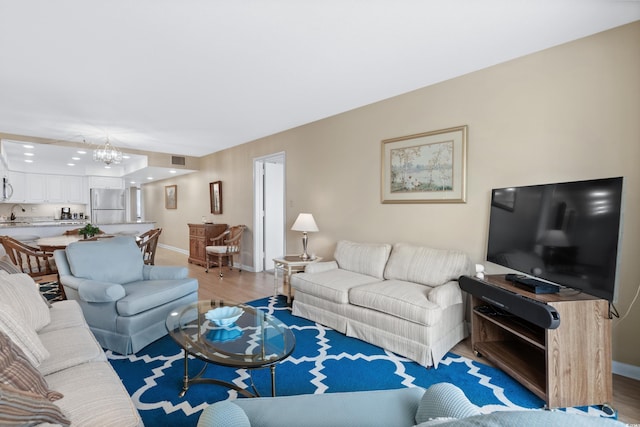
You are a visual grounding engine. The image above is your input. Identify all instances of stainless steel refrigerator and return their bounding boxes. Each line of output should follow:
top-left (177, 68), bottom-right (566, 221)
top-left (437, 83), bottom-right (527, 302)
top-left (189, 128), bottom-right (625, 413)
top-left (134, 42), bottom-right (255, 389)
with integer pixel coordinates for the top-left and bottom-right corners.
top-left (90, 188), bottom-right (126, 224)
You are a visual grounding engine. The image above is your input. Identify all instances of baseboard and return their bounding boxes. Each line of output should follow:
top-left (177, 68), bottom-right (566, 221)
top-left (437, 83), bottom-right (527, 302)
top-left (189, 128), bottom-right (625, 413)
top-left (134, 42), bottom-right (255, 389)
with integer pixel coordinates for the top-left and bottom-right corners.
top-left (158, 243), bottom-right (188, 256)
top-left (613, 361), bottom-right (640, 381)
top-left (158, 243), bottom-right (254, 272)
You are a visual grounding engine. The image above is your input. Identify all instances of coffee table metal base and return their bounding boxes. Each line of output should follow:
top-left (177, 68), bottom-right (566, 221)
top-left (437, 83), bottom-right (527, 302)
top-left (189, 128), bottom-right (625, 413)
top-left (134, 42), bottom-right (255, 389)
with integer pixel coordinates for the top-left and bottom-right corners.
top-left (178, 350), bottom-right (277, 398)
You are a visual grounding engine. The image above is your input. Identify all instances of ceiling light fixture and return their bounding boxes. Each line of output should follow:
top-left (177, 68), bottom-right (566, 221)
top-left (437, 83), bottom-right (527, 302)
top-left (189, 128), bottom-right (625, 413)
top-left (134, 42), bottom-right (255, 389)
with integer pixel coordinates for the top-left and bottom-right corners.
top-left (93, 138), bottom-right (123, 165)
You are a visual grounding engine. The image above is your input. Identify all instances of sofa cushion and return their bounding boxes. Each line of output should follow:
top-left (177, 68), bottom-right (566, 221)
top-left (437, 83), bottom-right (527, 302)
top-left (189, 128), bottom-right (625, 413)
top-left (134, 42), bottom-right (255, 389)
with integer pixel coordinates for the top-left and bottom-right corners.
top-left (65, 237), bottom-right (144, 284)
top-left (292, 269), bottom-right (383, 304)
top-left (418, 411), bottom-right (624, 426)
top-left (384, 243), bottom-right (472, 286)
top-left (0, 303), bottom-right (49, 366)
top-left (38, 300), bottom-right (87, 333)
top-left (0, 272), bottom-right (50, 331)
top-left (44, 361), bottom-right (143, 427)
top-left (0, 383), bottom-right (70, 426)
top-left (37, 327), bottom-right (106, 376)
top-left (334, 240), bottom-right (392, 280)
top-left (349, 280), bottom-right (444, 326)
top-left (117, 278), bottom-right (198, 316)
top-left (0, 331), bottom-right (62, 401)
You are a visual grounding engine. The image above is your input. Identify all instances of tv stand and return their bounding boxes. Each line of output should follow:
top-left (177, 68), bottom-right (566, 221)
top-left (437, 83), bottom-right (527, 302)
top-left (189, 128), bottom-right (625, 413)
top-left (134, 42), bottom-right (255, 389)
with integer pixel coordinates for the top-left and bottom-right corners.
top-left (463, 274), bottom-right (612, 409)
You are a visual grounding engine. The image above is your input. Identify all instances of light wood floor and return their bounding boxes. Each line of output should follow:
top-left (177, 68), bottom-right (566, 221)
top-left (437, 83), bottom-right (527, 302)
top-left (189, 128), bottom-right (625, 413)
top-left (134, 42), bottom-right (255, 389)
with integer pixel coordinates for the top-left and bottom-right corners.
top-left (156, 247), bottom-right (640, 424)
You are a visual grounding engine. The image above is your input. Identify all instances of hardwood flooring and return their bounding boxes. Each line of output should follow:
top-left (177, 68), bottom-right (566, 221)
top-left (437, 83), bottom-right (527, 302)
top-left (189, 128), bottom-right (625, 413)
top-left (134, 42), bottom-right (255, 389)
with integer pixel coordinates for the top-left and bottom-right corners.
top-left (155, 247), bottom-right (640, 424)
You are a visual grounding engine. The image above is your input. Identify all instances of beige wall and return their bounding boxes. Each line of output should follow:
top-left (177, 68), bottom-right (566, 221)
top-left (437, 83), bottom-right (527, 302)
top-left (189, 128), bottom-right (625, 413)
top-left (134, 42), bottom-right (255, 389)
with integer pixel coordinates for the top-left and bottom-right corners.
top-left (143, 22), bottom-right (640, 368)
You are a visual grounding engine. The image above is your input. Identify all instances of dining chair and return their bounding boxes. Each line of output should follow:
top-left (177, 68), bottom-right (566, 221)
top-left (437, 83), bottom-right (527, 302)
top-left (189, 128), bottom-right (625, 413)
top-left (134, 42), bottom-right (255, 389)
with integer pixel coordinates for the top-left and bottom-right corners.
top-left (0, 235), bottom-right (57, 278)
top-left (137, 228), bottom-right (162, 265)
top-left (205, 225), bottom-right (246, 277)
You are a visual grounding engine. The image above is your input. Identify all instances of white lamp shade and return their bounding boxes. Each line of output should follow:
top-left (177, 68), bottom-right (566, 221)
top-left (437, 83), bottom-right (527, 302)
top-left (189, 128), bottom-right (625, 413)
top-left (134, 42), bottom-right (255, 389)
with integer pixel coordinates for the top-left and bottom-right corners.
top-left (291, 213), bottom-right (319, 232)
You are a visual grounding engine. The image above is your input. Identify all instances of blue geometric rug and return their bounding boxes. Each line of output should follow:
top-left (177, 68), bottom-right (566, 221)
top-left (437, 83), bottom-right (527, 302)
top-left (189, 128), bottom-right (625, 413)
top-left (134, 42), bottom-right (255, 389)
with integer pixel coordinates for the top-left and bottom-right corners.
top-left (106, 295), bottom-right (614, 426)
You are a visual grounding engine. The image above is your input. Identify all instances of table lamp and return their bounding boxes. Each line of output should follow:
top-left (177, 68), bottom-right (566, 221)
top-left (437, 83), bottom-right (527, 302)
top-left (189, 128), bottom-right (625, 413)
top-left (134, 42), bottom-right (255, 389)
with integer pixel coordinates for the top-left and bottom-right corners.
top-left (291, 213), bottom-right (319, 260)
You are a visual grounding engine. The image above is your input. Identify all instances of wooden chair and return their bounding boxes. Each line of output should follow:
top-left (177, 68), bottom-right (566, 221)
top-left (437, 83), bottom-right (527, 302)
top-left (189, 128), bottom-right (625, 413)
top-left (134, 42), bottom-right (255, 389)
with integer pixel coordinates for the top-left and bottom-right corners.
top-left (137, 228), bottom-right (162, 265)
top-left (0, 236), bottom-right (57, 278)
top-left (205, 225), bottom-right (246, 277)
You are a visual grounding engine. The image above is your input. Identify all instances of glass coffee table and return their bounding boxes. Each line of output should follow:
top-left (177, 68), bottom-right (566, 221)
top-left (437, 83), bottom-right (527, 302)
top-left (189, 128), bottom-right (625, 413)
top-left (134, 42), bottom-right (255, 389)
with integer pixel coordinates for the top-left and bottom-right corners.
top-left (166, 300), bottom-right (295, 398)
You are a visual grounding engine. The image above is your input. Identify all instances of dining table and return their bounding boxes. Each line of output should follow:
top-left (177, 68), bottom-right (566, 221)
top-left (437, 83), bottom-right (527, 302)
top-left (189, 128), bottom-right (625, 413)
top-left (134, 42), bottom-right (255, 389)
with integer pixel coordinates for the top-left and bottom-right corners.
top-left (36, 234), bottom-right (117, 252)
top-left (36, 235), bottom-right (83, 252)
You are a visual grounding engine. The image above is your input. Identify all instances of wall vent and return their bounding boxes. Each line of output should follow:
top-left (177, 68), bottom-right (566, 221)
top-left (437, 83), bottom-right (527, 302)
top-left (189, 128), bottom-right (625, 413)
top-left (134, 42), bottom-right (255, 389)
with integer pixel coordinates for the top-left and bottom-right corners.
top-left (171, 156), bottom-right (186, 166)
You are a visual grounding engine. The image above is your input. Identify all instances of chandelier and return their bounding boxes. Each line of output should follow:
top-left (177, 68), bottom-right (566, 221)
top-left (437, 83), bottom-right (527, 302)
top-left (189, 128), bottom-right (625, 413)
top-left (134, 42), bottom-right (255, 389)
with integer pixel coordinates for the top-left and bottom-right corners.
top-left (93, 138), bottom-right (123, 165)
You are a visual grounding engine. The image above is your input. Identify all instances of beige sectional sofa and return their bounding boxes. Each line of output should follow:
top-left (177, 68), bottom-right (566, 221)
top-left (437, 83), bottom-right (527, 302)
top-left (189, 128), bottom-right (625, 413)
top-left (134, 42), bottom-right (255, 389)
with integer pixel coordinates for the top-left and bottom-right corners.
top-left (291, 240), bottom-right (473, 368)
top-left (0, 270), bottom-right (142, 426)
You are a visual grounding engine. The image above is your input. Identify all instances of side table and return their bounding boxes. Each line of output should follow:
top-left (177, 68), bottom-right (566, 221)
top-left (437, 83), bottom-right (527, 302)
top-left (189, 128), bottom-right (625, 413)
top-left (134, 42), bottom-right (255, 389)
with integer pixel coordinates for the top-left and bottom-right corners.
top-left (273, 255), bottom-right (322, 303)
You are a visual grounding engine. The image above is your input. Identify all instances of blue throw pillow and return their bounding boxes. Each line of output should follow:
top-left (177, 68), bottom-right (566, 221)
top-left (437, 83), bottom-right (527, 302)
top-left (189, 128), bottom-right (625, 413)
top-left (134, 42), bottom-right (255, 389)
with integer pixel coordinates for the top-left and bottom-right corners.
top-left (197, 401), bottom-right (250, 427)
top-left (415, 383), bottom-right (480, 424)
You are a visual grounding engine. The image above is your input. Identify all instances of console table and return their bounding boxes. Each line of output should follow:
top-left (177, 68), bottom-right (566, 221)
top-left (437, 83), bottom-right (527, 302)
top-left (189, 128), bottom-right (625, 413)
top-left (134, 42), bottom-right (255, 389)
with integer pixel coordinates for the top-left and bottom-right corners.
top-left (188, 223), bottom-right (227, 267)
top-left (466, 274), bottom-right (612, 409)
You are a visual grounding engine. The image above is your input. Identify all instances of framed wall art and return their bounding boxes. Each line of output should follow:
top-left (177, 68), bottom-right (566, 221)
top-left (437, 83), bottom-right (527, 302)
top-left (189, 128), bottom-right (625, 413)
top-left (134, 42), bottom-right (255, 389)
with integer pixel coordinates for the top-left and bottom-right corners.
top-left (381, 125), bottom-right (467, 203)
top-left (210, 181), bottom-right (222, 214)
top-left (165, 185), bottom-right (177, 209)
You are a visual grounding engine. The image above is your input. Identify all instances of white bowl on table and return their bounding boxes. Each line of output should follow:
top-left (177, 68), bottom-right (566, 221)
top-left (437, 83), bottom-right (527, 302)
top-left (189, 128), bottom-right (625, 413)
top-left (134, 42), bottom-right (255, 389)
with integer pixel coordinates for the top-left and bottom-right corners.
top-left (205, 306), bottom-right (244, 327)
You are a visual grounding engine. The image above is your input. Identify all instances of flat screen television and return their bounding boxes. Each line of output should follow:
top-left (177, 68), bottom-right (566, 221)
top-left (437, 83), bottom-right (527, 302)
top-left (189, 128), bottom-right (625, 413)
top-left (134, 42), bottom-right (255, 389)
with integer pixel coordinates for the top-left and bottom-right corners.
top-left (486, 177), bottom-right (624, 303)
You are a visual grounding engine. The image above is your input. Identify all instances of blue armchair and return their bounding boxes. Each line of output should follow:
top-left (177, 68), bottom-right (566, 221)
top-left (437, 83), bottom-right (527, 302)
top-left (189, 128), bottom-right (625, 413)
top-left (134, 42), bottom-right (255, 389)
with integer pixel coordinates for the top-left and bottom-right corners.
top-left (54, 236), bottom-right (198, 355)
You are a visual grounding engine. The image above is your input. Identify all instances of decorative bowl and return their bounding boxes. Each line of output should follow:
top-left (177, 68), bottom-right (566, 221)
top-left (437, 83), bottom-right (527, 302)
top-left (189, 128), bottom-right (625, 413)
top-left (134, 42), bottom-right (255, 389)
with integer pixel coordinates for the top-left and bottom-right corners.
top-left (205, 306), bottom-right (244, 327)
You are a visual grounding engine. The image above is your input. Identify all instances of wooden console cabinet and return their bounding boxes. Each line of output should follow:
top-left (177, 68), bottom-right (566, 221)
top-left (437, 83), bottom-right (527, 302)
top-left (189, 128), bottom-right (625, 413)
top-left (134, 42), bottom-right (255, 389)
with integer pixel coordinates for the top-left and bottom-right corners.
top-left (469, 274), bottom-right (612, 409)
top-left (188, 223), bottom-right (227, 267)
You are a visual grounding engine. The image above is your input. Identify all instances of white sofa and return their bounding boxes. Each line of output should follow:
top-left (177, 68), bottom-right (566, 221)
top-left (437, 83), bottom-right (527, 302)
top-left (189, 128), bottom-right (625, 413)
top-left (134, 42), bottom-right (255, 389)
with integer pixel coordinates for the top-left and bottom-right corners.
top-left (291, 240), bottom-right (473, 368)
top-left (0, 270), bottom-right (142, 426)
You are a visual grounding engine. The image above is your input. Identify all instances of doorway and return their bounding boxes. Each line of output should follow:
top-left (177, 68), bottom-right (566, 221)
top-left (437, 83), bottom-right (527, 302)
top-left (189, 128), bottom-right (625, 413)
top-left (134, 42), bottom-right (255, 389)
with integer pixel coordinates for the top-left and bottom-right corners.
top-left (253, 152), bottom-right (286, 272)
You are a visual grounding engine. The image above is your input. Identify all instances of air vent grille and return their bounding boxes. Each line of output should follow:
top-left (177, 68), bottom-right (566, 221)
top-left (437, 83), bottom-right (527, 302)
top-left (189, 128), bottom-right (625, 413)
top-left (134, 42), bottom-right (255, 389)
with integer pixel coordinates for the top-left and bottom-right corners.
top-left (171, 156), bottom-right (186, 166)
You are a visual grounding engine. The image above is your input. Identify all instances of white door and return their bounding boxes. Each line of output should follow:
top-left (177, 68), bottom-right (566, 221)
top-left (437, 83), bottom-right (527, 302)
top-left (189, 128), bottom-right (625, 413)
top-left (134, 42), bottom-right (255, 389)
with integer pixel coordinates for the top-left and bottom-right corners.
top-left (254, 153), bottom-right (285, 272)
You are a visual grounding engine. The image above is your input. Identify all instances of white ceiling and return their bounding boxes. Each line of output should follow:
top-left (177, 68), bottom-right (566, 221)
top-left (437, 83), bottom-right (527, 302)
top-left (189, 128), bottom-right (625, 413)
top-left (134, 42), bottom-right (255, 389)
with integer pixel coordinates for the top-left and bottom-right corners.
top-left (0, 1), bottom-right (639, 164)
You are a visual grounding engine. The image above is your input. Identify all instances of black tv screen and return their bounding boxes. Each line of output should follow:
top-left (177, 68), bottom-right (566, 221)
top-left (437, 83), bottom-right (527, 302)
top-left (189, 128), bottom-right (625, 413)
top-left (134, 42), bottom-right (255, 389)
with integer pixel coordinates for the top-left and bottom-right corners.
top-left (486, 177), bottom-right (624, 303)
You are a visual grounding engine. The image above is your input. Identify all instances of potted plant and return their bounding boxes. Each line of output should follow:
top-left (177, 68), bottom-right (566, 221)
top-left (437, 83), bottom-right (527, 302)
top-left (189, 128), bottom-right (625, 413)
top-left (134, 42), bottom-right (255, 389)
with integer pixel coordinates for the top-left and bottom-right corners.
top-left (78, 223), bottom-right (101, 239)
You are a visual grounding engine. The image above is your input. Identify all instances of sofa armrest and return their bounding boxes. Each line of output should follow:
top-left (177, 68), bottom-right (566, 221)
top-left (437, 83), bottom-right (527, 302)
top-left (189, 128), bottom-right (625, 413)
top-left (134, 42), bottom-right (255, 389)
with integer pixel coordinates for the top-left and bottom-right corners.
top-left (427, 281), bottom-right (463, 308)
top-left (61, 276), bottom-right (126, 303)
top-left (304, 261), bottom-right (338, 274)
top-left (143, 265), bottom-right (188, 280)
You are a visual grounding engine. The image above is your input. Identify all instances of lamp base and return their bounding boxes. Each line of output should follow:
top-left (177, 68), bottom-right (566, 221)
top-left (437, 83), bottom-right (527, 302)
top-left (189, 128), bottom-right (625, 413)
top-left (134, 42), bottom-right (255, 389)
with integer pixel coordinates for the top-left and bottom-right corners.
top-left (299, 232), bottom-right (311, 260)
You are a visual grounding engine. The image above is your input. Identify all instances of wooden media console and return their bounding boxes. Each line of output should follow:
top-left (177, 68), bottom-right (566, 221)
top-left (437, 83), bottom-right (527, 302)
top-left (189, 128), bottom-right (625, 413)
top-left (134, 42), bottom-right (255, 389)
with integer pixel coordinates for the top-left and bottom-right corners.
top-left (466, 274), bottom-right (612, 409)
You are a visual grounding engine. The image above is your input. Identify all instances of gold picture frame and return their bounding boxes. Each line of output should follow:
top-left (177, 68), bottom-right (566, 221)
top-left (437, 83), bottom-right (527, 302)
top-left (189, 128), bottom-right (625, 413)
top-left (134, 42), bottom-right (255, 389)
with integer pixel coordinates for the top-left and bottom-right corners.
top-left (210, 181), bottom-right (222, 214)
top-left (381, 125), bottom-right (467, 203)
top-left (165, 185), bottom-right (177, 209)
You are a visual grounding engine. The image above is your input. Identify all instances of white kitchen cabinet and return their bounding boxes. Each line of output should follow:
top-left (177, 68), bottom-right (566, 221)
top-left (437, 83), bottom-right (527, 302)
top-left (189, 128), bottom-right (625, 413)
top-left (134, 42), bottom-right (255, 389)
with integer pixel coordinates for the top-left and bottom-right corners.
top-left (45, 175), bottom-right (65, 202)
top-left (25, 174), bottom-right (46, 202)
top-left (7, 171), bottom-right (26, 203)
top-left (88, 176), bottom-right (124, 189)
top-left (22, 173), bottom-right (88, 203)
top-left (64, 176), bottom-right (88, 204)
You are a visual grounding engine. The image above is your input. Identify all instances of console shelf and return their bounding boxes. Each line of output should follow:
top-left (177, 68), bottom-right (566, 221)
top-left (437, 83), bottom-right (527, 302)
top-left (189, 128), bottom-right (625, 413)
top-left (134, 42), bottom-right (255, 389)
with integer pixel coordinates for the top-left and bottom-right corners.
top-left (468, 274), bottom-right (612, 409)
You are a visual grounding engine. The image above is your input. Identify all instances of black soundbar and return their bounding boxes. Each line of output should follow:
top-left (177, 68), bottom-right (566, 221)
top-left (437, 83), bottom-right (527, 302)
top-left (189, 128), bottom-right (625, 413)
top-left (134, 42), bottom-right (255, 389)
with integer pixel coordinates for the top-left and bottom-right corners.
top-left (459, 275), bottom-right (560, 329)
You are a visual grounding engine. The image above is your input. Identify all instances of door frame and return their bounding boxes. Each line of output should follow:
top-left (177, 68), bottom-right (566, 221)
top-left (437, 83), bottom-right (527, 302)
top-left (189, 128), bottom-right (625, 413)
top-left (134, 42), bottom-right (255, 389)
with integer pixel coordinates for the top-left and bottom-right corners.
top-left (253, 152), bottom-right (286, 272)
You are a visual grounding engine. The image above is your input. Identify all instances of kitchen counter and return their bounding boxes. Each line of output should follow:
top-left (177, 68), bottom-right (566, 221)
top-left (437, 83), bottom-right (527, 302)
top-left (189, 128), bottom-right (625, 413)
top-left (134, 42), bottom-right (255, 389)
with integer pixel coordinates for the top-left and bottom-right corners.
top-left (0, 221), bottom-right (156, 240)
